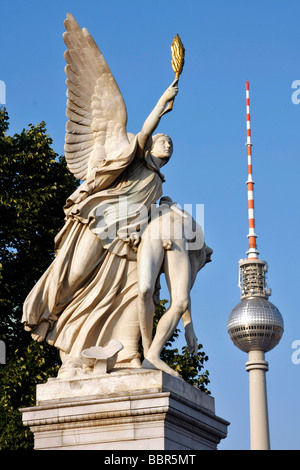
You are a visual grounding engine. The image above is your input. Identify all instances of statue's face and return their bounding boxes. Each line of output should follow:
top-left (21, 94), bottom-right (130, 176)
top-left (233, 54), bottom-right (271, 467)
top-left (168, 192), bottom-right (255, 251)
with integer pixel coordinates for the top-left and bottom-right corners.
top-left (151, 136), bottom-right (173, 160)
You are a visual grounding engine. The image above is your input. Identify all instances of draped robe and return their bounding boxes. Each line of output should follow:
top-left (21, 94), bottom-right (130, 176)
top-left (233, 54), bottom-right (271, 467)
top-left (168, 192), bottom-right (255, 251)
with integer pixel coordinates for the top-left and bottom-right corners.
top-left (22, 136), bottom-right (164, 365)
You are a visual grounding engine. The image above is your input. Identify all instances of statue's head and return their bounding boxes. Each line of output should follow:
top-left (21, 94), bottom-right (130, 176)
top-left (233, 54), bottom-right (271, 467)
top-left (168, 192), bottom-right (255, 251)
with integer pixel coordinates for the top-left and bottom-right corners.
top-left (145, 133), bottom-right (173, 167)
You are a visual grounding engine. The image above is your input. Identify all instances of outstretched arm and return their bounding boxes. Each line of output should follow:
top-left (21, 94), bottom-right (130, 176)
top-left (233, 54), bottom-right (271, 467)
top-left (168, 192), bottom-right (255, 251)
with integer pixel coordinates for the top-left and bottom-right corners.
top-left (137, 80), bottom-right (178, 155)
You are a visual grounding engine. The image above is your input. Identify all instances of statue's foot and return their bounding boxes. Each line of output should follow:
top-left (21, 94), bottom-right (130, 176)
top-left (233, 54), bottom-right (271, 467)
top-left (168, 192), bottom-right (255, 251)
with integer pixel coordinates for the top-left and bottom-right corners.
top-left (31, 321), bottom-right (49, 343)
top-left (142, 356), bottom-right (180, 378)
top-left (57, 357), bottom-right (85, 379)
top-left (115, 357), bottom-right (142, 369)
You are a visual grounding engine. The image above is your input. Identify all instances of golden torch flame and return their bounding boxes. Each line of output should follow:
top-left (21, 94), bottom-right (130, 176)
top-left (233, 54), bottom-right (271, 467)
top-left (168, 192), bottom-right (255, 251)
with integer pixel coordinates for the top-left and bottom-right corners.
top-left (161, 34), bottom-right (185, 115)
top-left (171, 34), bottom-right (185, 79)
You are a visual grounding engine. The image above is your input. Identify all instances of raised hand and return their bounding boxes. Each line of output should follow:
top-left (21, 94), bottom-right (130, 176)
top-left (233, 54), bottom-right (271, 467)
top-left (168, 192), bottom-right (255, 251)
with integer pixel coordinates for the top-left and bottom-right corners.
top-left (160, 79), bottom-right (179, 106)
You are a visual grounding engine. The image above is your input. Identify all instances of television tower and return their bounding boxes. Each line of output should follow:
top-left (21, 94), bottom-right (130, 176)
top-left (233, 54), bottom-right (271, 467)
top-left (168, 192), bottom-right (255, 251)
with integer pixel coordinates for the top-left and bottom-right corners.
top-left (227, 82), bottom-right (284, 450)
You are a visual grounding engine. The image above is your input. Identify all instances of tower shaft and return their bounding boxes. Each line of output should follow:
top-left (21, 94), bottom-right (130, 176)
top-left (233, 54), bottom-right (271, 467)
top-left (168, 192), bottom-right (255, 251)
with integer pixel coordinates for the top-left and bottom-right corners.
top-left (246, 350), bottom-right (270, 450)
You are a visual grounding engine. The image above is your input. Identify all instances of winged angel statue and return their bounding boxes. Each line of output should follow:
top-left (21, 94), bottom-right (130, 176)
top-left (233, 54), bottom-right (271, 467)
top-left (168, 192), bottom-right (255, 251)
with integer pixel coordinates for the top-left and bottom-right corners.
top-left (22, 14), bottom-right (212, 378)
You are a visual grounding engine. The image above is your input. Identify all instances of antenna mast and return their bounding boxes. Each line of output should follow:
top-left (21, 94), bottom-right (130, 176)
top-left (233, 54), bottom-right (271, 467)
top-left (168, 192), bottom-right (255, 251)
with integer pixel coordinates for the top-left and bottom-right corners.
top-left (245, 81), bottom-right (259, 260)
top-left (238, 82), bottom-right (270, 299)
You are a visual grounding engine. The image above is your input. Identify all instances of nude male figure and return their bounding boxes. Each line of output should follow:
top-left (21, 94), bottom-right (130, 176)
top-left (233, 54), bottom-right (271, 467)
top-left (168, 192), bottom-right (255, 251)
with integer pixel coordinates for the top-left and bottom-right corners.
top-left (137, 198), bottom-right (212, 377)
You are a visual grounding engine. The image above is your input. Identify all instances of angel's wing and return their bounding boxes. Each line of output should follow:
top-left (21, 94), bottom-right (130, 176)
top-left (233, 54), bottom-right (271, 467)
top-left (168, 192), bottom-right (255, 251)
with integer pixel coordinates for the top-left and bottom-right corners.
top-left (63, 13), bottom-right (130, 180)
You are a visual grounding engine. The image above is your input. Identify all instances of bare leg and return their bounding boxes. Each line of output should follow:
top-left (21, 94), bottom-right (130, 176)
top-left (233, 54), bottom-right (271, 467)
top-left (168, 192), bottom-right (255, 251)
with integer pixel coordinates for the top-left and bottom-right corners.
top-left (137, 238), bottom-right (165, 354)
top-left (143, 240), bottom-right (191, 377)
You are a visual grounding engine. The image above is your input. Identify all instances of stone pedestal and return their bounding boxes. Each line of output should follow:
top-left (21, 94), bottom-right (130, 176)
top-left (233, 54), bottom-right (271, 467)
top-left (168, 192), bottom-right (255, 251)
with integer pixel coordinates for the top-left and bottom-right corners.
top-left (21, 368), bottom-right (229, 450)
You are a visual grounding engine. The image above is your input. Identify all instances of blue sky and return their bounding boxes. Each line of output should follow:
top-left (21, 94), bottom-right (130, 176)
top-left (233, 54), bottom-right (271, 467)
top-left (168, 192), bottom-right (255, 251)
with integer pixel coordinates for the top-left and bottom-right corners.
top-left (1, 0), bottom-right (299, 450)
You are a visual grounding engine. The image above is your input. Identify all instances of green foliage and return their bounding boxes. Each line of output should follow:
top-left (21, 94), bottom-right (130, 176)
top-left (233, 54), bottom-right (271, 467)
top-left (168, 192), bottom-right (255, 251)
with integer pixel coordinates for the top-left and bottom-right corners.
top-left (0, 342), bottom-right (60, 450)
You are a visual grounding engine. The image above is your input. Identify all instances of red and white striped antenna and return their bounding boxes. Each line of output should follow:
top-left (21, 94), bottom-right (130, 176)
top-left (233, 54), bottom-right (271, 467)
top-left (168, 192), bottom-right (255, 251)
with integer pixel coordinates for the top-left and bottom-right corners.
top-left (245, 81), bottom-right (259, 260)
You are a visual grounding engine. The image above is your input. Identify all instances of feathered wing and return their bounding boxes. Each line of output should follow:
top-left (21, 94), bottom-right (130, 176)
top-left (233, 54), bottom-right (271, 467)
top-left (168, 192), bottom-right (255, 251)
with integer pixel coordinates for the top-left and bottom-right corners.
top-left (63, 13), bottom-right (130, 180)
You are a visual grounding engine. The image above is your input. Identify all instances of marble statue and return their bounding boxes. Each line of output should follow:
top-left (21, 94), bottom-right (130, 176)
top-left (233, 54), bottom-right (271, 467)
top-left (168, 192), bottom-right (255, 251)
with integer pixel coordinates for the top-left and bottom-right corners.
top-left (21, 13), bottom-right (212, 378)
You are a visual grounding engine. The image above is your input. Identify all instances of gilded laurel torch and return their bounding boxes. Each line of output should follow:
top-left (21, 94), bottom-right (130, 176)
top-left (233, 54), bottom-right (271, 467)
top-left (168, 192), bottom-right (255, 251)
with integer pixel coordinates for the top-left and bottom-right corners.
top-left (162, 34), bottom-right (185, 115)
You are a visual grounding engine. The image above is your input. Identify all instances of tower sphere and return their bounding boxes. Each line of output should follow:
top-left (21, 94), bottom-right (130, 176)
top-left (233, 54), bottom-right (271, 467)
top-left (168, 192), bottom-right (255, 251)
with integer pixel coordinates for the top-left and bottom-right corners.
top-left (227, 297), bottom-right (284, 353)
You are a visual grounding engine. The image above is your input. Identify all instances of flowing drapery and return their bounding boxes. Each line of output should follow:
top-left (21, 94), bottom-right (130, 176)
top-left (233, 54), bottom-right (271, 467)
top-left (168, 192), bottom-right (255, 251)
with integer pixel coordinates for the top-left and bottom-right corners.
top-left (22, 136), bottom-right (164, 365)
